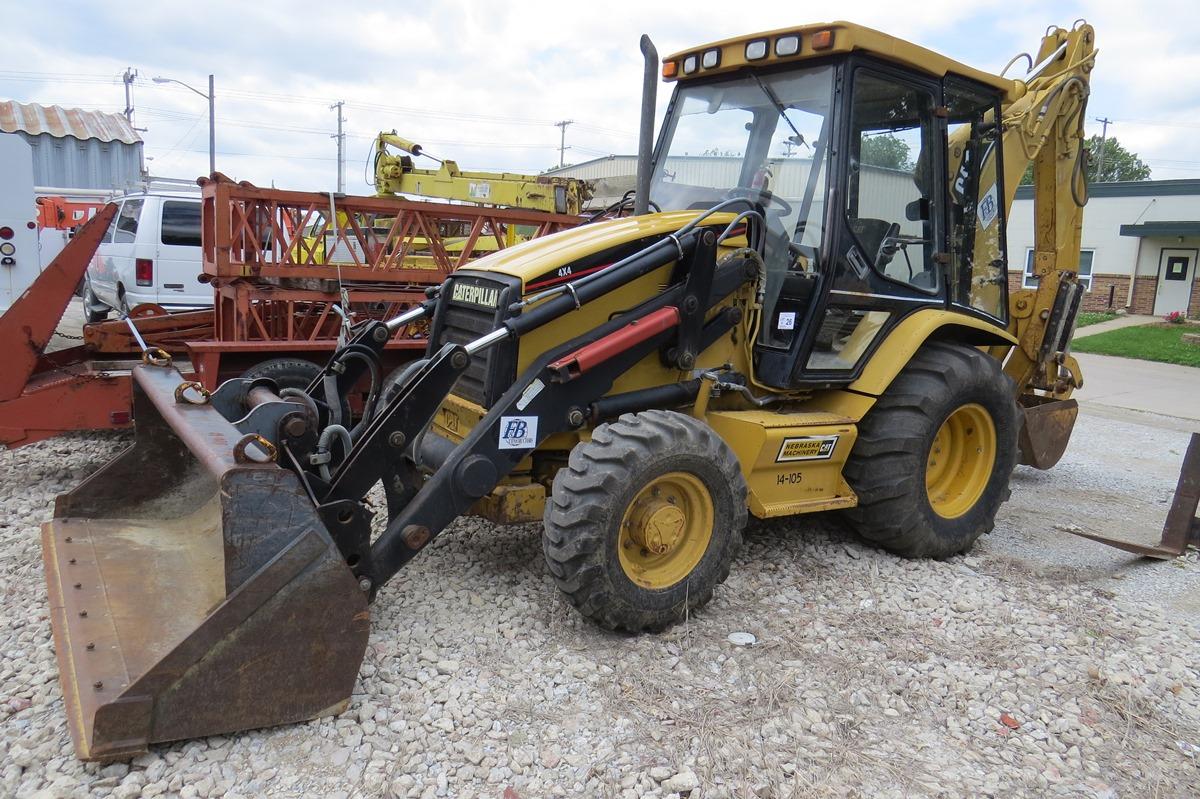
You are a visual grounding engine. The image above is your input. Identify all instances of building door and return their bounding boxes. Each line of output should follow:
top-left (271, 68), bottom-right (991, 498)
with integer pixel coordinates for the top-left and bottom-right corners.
top-left (1154, 248), bottom-right (1197, 316)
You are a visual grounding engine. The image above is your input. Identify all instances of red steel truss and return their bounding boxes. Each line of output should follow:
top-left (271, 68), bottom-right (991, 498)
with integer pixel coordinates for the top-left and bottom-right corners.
top-left (199, 174), bottom-right (581, 344)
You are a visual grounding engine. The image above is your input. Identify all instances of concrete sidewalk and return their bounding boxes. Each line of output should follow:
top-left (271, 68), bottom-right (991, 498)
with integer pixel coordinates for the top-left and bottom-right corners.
top-left (1073, 352), bottom-right (1200, 426)
top-left (1072, 314), bottom-right (1157, 339)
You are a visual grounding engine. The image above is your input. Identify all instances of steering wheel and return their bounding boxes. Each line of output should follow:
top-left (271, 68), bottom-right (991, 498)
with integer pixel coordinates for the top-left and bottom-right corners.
top-left (724, 186), bottom-right (793, 217)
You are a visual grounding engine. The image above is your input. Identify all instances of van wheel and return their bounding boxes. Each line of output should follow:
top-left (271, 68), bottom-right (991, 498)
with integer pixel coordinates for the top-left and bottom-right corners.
top-left (842, 341), bottom-right (1018, 558)
top-left (82, 278), bottom-right (110, 323)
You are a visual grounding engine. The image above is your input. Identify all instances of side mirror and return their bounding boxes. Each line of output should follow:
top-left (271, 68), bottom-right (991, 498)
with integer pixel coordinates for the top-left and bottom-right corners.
top-left (905, 198), bottom-right (930, 221)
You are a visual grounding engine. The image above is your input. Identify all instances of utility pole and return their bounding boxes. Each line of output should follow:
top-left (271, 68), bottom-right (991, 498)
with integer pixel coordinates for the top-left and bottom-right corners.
top-left (122, 67), bottom-right (137, 123)
top-left (330, 100), bottom-right (346, 193)
top-left (207, 74), bottom-right (215, 176)
top-left (152, 74), bottom-right (215, 175)
top-left (1094, 116), bottom-right (1113, 182)
top-left (554, 120), bottom-right (574, 169)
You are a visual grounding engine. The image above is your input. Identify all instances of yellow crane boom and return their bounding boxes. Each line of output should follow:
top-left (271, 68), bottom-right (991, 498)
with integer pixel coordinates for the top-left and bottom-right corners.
top-left (373, 132), bottom-right (592, 215)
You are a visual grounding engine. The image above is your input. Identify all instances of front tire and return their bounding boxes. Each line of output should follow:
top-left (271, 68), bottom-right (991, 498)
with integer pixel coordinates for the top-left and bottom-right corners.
top-left (842, 341), bottom-right (1018, 558)
top-left (542, 409), bottom-right (747, 632)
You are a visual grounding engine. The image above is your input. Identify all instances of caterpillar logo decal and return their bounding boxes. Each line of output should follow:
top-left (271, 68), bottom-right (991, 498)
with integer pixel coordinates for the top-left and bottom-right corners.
top-left (451, 281), bottom-right (500, 309)
top-left (776, 435), bottom-right (839, 462)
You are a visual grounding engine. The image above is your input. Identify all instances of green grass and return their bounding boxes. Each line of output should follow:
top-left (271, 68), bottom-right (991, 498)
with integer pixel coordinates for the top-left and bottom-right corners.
top-left (1072, 323), bottom-right (1200, 367)
top-left (1076, 311), bottom-right (1119, 328)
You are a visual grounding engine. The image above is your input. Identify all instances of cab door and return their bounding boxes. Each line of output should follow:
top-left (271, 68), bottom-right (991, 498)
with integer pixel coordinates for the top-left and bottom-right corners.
top-left (787, 62), bottom-right (947, 385)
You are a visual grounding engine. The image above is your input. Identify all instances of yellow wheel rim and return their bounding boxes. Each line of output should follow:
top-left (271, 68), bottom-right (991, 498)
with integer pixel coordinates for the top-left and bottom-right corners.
top-left (618, 471), bottom-right (714, 590)
top-left (926, 403), bottom-right (997, 519)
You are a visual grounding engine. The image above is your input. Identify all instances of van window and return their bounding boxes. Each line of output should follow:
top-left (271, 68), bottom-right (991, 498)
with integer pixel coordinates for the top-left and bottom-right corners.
top-left (102, 202), bottom-right (122, 243)
top-left (161, 201), bottom-right (202, 247)
top-left (113, 199), bottom-right (143, 244)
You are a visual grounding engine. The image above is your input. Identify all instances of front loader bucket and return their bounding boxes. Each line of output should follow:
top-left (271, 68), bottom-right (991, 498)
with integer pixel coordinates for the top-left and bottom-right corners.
top-left (42, 364), bottom-right (369, 761)
top-left (1017, 396), bottom-right (1079, 470)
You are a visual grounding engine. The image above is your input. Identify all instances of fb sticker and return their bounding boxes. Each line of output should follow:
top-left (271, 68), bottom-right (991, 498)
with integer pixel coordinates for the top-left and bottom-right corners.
top-left (778, 312), bottom-right (796, 330)
top-left (498, 416), bottom-right (538, 450)
top-left (979, 183), bottom-right (999, 229)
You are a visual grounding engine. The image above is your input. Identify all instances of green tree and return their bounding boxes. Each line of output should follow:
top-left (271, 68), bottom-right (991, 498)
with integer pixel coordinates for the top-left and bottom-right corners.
top-left (1019, 134), bottom-right (1151, 185)
top-left (860, 133), bottom-right (913, 171)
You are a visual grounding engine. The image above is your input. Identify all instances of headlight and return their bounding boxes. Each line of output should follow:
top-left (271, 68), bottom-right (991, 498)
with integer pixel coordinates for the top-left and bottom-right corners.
top-left (745, 40), bottom-right (768, 61)
top-left (775, 35), bottom-right (800, 57)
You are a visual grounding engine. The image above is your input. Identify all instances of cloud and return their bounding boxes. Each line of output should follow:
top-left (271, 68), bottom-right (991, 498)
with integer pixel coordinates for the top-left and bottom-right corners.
top-left (3, 0), bottom-right (1197, 189)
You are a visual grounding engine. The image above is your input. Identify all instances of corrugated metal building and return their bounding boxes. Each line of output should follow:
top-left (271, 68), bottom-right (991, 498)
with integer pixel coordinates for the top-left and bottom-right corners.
top-left (0, 100), bottom-right (143, 190)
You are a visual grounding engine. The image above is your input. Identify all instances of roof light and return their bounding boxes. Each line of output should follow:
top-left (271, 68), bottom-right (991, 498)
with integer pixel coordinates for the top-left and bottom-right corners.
top-left (811, 29), bottom-right (834, 50)
top-left (662, 60), bottom-right (678, 78)
top-left (745, 39), bottom-right (769, 61)
top-left (682, 55), bottom-right (699, 75)
top-left (775, 35), bottom-right (800, 57)
top-left (702, 49), bottom-right (720, 69)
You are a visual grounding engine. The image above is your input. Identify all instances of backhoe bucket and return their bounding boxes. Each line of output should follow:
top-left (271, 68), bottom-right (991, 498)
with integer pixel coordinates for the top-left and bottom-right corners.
top-left (42, 364), bottom-right (368, 761)
top-left (1017, 396), bottom-right (1079, 470)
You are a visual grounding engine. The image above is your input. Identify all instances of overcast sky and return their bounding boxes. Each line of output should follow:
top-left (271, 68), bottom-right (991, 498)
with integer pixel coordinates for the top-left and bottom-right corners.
top-left (3, 0), bottom-right (1198, 194)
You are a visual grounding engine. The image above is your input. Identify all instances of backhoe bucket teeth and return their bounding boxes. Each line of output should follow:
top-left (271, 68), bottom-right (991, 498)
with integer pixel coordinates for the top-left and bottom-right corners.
top-left (42, 364), bottom-right (368, 761)
top-left (1017, 396), bottom-right (1078, 470)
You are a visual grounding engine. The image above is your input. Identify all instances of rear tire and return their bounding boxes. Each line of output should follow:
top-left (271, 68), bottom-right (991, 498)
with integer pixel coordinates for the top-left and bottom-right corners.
top-left (842, 341), bottom-right (1018, 558)
top-left (82, 277), bottom-right (110, 323)
top-left (542, 409), bottom-right (747, 632)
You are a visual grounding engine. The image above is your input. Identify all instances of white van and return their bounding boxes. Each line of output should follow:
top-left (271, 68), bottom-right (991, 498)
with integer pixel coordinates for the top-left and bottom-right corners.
top-left (83, 193), bottom-right (208, 321)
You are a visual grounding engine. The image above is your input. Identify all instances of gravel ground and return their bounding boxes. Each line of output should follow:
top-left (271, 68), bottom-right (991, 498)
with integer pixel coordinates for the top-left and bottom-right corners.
top-left (2, 411), bottom-right (1200, 799)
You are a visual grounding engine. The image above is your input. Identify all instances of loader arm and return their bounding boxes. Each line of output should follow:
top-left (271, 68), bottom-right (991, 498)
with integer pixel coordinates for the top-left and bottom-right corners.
top-left (304, 225), bottom-right (754, 591)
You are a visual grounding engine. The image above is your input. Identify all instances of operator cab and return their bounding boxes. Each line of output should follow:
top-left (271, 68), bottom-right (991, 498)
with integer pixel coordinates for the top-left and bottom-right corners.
top-left (651, 22), bottom-right (1013, 389)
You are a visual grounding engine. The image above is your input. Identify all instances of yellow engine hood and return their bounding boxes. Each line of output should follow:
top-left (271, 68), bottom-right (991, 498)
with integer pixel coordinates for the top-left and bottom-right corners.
top-left (460, 210), bottom-right (734, 292)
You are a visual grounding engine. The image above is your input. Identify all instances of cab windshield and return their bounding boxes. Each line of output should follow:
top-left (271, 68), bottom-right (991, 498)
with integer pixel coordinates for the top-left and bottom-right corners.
top-left (649, 66), bottom-right (835, 259)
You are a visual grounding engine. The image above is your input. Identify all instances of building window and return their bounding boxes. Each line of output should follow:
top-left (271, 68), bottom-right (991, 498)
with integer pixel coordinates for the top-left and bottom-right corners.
top-left (1023, 249), bottom-right (1093, 291)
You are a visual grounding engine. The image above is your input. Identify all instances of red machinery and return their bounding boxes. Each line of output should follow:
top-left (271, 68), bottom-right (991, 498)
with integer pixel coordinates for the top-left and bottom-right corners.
top-left (0, 176), bottom-right (581, 448)
top-left (35, 196), bottom-right (109, 231)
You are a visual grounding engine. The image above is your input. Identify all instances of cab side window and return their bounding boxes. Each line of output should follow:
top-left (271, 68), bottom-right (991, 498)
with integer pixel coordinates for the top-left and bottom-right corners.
top-left (112, 199), bottom-right (143, 244)
top-left (945, 79), bottom-right (1007, 320)
top-left (844, 71), bottom-right (938, 292)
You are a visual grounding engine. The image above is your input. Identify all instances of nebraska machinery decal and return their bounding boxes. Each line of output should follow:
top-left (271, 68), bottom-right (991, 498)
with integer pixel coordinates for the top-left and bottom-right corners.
top-left (776, 435), bottom-right (839, 462)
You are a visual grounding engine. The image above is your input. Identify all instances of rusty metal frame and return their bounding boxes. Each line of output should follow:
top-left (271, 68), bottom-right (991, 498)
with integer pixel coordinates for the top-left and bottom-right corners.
top-left (0, 206), bottom-right (143, 448)
top-left (200, 174), bottom-right (580, 282)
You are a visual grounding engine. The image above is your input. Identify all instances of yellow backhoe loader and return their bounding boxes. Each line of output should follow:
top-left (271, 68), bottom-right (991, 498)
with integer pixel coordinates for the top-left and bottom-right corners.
top-left (45, 21), bottom-right (1105, 759)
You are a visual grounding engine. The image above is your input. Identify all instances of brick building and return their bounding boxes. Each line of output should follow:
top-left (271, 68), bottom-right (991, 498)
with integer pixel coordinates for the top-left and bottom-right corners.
top-left (1007, 180), bottom-right (1200, 319)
